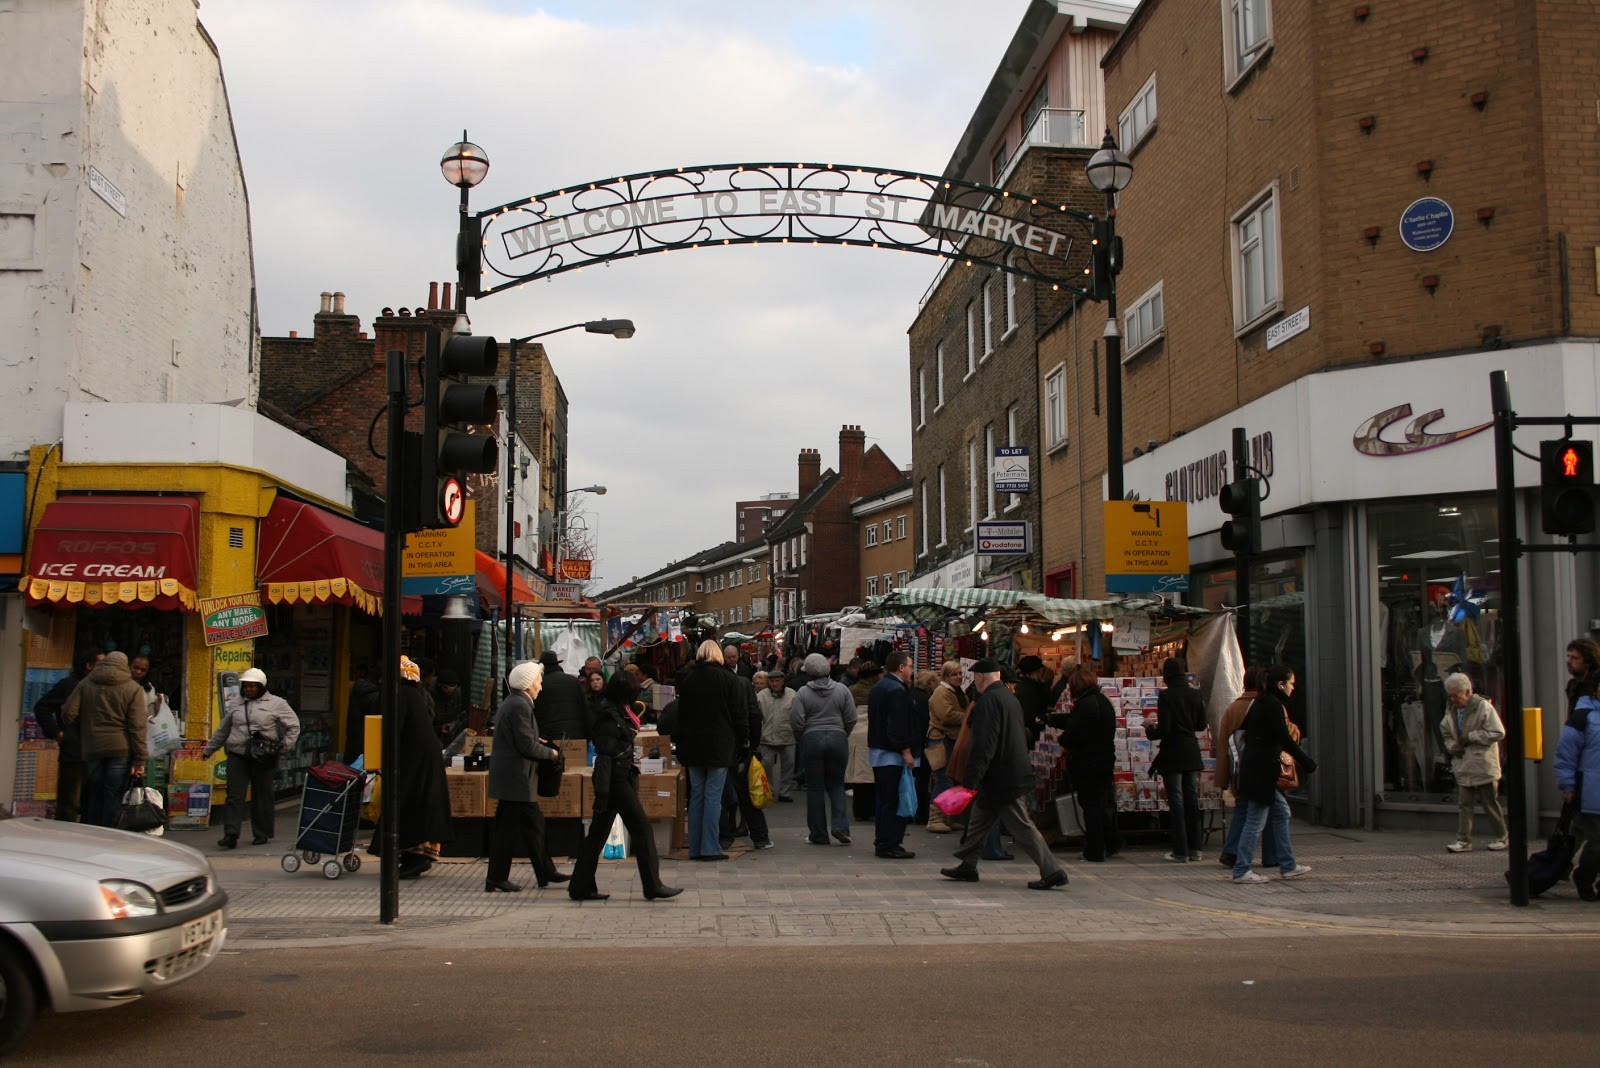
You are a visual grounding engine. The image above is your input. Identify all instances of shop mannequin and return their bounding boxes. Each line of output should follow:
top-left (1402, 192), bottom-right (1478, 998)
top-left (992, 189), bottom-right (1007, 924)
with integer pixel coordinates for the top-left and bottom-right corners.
top-left (1414, 608), bottom-right (1466, 789)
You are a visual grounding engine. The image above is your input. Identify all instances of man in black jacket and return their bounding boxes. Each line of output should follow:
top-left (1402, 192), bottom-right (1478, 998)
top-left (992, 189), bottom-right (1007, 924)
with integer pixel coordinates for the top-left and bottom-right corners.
top-left (941, 658), bottom-right (1068, 890)
top-left (868, 651), bottom-right (922, 858)
top-left (720, 645), bottom-right (772, 849)
top-left (34, 647), bottom-right (103, 822)
top-left (533, 651), bottom-right (589, 740)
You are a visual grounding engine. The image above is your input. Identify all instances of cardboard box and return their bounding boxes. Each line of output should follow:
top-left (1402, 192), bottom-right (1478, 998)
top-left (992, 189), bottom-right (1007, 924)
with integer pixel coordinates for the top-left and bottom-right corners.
top-left (636, 768), bottom-right (684, 820)
top-left (558, 739), bottom-right (590, 768)
top-left (445, 770), bottom-right (487, 818)
top-left (535, 768), bottom-right (586, 819)
top-left (634, 732), bottom-right (673, 768)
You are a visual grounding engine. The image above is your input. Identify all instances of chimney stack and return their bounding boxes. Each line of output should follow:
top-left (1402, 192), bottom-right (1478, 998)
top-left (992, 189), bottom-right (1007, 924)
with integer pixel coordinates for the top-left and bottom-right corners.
top-left (798, 448), bottom-right (821, 498)
top-left (838, 424), bottom-right (866, 488)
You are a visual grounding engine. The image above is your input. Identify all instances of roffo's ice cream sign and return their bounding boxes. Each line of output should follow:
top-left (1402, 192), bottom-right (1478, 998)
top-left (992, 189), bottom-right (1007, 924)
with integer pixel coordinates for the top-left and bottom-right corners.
top-left (476, 162), bottom-right (1096, 295)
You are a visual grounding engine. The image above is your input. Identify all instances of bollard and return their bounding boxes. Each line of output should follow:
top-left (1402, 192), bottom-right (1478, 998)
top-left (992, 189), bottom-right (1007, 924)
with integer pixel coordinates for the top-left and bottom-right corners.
top-left (1523, 706), bottom-right (1543, 762)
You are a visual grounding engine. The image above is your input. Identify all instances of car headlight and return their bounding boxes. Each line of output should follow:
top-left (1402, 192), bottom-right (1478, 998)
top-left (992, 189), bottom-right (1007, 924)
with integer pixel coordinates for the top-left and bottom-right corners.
top-left (101, 880), bottom-right (161, 919)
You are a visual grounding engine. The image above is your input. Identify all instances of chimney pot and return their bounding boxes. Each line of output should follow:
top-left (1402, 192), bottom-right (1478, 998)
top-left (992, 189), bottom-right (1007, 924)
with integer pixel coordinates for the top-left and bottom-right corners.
top-left (442, 282), bottom-right (454, 309)
top-left (428, 282), bottom-right (439, 310)
top-left (319, 292), bottom-right (332, 314)
top-left (289, 330), bottom-right (298, 338)
top-left (333, 291), bottom-right (346, 315)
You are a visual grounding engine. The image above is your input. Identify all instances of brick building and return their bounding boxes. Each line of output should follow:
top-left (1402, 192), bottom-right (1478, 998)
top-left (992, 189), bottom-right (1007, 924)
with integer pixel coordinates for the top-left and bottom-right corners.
top-left (853, 478), bottom-right (914, 603)
top-left (1033, 0), bottom-right (1600, 829)
top-left (734, 492), bottom-right (796, 543)
top-left (908, 1), bottom-right (1129, 594)
top-left (594, 538), bottom-right (770, 635)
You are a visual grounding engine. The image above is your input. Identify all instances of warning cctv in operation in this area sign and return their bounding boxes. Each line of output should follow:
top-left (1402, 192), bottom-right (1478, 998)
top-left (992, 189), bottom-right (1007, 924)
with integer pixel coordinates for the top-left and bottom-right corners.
top-left (1104, 500), bottom-right (1190, 594)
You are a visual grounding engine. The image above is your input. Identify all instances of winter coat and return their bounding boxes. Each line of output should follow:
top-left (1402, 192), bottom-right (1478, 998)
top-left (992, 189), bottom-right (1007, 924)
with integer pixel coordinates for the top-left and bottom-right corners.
top-left (728, 666), bottom-right (763, 760)
top-left (867, 674), bottom-right (922, 758)
top-left (1015, 673), bottom-right (1053, 746)
top-left (533, 667), bottom-right (590, 740)
top-left (33, 670), bottom-right (89, 761)
top-left (790, 677), bottom-right (858, 739)
top-left (674, 661), bottom-right (748, 768)
top-left (962, 681), bottom-right (1035, 804)
top-left (757, 687), bottom-right (797, 746)
top-left (909, 687), bottom-right (932, 757)
top-left (62, 653), bottom-right (149, 763)
top-left (204, 689), bottom-right (301, 759)
top-left (343, 676), bottom-right (381, 762)
top-left (585, 696), bottom-right (640, 814)
top-left (1236, 688), bottom-right (1315, 804)
top-left (1556, 696), bottom-right (1600, 816)
top-left (1053, 686), bottom-right (1117, 796)
top-left (927, 682), bottom-right (966, 743)
top-left (1147, 680), bottom-right (1205, 774)
top-left (488, 691), bottom-right (559, 803)
top-left (1439, 692), bottom-right (1504, 787)
top-left (392, 681), bottom-right (452, 849)
top-left (1213, 689), bottom-right (1259, 790)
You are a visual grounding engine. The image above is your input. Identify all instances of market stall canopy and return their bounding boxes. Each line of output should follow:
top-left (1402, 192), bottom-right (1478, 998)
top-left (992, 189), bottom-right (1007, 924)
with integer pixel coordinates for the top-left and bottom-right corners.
top-left (474, 550), bottom-right (540, 611)
top-left (256, 496), bottom-right (391, 615)
top-left (868, 587), bottom-right (1209, 626)
top-left (22, 494), bottom-right (200, 611)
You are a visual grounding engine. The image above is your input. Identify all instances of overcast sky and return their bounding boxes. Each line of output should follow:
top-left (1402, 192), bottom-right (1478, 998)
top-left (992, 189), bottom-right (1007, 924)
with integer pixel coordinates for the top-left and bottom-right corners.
top-left (198, 0), bottom-right (1043, 589)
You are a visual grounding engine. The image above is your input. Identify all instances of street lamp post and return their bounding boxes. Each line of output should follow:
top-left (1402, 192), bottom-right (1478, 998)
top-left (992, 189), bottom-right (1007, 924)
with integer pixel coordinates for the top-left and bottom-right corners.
top-left (1085, 130), bottom-right (1134, 502)
top-left (554, 483), bottom-right (608, 589)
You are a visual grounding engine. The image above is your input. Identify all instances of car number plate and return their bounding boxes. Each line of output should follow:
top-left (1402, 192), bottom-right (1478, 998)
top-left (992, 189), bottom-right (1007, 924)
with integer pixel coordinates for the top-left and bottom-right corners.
top-left (181, 911), bottom-right (222, 949)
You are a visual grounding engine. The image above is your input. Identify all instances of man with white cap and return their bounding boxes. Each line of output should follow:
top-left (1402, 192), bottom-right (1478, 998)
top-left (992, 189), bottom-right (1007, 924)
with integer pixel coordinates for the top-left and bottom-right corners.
top-left (203, 667), bottom-right (300, 848)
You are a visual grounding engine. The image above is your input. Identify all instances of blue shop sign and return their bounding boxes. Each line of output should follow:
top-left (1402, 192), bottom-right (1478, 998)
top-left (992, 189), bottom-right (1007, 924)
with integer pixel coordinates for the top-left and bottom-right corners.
top-left (0, 471), bottom-right (24, 555)
top-left (1399, 196), bottom-right (1454, 252)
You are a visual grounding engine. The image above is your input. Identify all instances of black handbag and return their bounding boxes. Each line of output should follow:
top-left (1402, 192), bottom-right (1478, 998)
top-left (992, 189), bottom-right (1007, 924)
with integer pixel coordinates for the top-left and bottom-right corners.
top-left (247, 730), bottom-right (285, 762)
top-left (115, 775), bottom-right (165, 833)
top-left (535, 744), bottom-right (565, 797)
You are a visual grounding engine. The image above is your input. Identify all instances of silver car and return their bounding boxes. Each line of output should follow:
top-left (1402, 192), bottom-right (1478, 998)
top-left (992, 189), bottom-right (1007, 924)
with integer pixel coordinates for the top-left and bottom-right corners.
top-left (0, 812), bottom-right (228, 1056)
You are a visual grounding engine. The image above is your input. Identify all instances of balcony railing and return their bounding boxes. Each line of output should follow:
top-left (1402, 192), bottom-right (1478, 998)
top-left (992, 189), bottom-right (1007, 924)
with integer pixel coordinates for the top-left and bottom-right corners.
top-left (1024, 107), bottom-right (1088, 149)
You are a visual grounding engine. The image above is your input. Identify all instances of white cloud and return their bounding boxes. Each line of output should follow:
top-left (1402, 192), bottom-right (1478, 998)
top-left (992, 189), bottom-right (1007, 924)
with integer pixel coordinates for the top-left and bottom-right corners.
top-left (199, 0), bottom-right (1034, 588)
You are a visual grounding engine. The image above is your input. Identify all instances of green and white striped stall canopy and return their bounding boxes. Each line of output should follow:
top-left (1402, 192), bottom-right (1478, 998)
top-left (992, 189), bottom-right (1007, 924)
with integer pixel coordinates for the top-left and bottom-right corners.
top-left (867, 588), bottom-right (1209, 625)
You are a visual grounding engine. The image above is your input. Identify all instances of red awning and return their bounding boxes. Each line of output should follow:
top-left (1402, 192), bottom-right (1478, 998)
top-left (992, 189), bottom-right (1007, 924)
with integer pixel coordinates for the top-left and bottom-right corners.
top-left (474, 550), bottom-right (539, 611)
top-left (23, 495), bottom-right (200, 611)
top-left (257, 497), bottom-right (390, 615)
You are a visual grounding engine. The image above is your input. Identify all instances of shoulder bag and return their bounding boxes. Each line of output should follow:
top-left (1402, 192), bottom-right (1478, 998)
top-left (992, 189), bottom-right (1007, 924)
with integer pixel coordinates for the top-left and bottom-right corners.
top-left (535, 743), bottom-right (566, 797)
top-left (1276, 711), bottom-right (1302, 792)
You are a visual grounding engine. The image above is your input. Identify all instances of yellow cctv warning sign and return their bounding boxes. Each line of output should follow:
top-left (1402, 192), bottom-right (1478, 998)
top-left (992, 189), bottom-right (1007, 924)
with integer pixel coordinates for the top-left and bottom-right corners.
top-left (1104, 500), bottom-right (1190, 594)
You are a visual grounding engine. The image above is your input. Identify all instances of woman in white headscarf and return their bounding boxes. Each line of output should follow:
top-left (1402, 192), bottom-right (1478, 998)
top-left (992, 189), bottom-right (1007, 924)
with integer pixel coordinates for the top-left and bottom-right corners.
top-left (484, 661), bottom-right (571, 892)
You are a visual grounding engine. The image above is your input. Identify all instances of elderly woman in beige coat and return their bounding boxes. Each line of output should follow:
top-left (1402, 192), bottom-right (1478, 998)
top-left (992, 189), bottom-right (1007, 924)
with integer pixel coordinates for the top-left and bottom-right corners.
top-left (1439, 672), bottom-right (1507, 853)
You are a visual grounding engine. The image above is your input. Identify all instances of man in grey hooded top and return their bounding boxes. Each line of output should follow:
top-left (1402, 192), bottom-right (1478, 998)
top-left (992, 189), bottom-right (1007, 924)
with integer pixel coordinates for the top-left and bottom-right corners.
top-left (790, 653), bottom-right (858, 845)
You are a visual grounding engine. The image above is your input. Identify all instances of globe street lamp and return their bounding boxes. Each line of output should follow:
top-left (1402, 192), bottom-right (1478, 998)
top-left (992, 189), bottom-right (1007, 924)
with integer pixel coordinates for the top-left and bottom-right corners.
top-left (1085, 129), bottom-right (1133, 502)
top-left (441, 134), bottom-right (489, 315)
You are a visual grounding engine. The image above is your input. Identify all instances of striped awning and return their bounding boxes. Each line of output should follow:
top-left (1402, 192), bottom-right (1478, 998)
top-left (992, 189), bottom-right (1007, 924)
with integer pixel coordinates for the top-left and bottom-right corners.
top-left (869, 588), bottom-right (1210, 625)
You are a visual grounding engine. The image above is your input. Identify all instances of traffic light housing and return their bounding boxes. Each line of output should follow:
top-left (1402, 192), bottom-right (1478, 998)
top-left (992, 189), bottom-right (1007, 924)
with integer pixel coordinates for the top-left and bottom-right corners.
top-left (1219, 477), bottom-right (1261, 554)
top-left (1541, 439), bottom-right (1595, 536)
top-left (418, 328), bottom-right (499, 529)
top-left (1087, 218), bottom-right (1121, 302)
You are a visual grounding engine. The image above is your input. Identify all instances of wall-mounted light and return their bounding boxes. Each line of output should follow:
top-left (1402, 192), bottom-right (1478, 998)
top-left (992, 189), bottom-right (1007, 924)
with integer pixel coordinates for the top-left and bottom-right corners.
top-left (1477, 206), bottom-right (1496, 226)
top-left (1363, 225), bottom-right (1382, 246)
top-left (1411, 46), bottom-right (1429, 63)
top-left (1422, 274), bottom-right (1440, 293)
top-left (1470, 90), bottom-right (1488, 110)
top-left (1358, 115), bottom-right (1376, 134)
top-left (1353, 4), bottom-right (1370, 20)
top-left (1368, 339), bottom-right (1388, 357)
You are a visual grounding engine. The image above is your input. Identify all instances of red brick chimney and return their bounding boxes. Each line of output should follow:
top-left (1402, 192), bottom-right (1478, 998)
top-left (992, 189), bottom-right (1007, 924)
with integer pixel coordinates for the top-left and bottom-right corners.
top-left (838, 424), bottom-right (865, 490)
top-left (798, 448), bottom-right (821, 497)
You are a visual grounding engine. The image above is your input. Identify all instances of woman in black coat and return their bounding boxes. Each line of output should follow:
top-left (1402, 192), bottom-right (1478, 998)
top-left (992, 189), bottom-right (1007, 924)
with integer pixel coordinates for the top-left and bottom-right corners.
top-left (674, 641), bottom-right (749, 860)
top-left (568, 674), bottom-right (682, 901)
top-left (485, 661), bottom-right (569, 893)
top-left (1053, 666), bottom-right (1123, 862)
top-left (1230, 664), bottom-right (1317, 883)
top-left (392, 656), bottom-right (453, 879)
top-left (1146, 656), bottom-right (1206, 862)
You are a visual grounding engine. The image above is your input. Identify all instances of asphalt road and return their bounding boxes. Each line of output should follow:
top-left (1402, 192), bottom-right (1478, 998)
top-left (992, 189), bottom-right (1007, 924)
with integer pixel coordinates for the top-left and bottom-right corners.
top-left (14, 935), bottom-right (1597, 1065)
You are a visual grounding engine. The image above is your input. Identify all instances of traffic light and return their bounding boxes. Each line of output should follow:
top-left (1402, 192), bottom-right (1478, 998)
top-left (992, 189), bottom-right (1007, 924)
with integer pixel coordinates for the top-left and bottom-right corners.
top-left (1541, 439), bottom-right (1595, 536)
top-left (1087, 218), bottom-right (1121, 302)
top-left (418, 328), bottom-right (499, 529)
top-left (1219, 477), bottom-right (1261, 554)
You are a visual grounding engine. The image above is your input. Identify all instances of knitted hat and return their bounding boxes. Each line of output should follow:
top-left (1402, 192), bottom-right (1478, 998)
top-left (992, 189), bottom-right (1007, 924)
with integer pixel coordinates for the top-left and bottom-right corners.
top-left (507, 660), bottom-right (544, 693)
top-left (803, 653), bottom-right (831, 678)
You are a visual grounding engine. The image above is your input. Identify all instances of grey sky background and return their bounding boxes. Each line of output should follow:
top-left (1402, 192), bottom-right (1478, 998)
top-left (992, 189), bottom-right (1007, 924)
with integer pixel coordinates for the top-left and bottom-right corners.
top-left (198, 0), bottom-right (1039, 589)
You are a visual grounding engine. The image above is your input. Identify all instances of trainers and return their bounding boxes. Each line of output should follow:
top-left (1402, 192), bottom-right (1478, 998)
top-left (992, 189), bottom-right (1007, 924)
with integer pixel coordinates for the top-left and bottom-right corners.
top-left (1487, 838), bottom-right (1508, 851)
top-left (1161, 851), bottom-right (1188, 863)
top-left (1277, 864), bottom-right (1312, 880)
top-left (1233, 870), bottom-right (1269, 883)
top-left (1187, 853), bottom-right (1202, 862)
top-left (1445, 840), bottom-right (1473, 853)
top-left (831, 829), bottom-right (852, 845)
top-left (752, 839), bottom-right (776, 850)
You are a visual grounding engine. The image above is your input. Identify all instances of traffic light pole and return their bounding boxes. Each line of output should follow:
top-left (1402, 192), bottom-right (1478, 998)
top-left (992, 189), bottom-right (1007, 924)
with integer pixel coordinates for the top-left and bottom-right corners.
top-left (1231, 426), bottom-right (1252, 661)
top-left (380, 349), bottom-right (407, 924)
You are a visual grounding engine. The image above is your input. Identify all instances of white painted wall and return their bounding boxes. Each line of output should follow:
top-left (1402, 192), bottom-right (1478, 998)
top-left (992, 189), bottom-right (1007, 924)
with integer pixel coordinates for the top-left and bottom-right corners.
top-left (64, 403), bottom-right (350, 507)
top-left (0, 0), bottom-right (257, 463)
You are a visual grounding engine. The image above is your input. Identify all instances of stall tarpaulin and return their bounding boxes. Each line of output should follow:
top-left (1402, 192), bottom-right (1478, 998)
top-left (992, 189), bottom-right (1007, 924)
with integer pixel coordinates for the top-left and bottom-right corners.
top-left (1186, 612), bottom-right (1244, 737)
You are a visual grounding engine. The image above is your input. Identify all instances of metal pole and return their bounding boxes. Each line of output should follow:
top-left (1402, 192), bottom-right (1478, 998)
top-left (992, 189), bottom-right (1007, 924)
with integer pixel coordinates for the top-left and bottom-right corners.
top-left (1232, 426), bottom-right (1253, 662)
top-left (1490, 370), bottom-right (1529, 907)
top-left (1103, 192), bottom-right (1123, 504)
top-left (380, 350), bottom-right (406, 924)
top-left (504, 337), bottom-right (518, 690)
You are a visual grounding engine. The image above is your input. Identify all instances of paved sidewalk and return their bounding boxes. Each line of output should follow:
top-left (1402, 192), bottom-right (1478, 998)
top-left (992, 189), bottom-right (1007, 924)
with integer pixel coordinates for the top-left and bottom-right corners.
top-left (178, 796), bottom-right (1600, 950)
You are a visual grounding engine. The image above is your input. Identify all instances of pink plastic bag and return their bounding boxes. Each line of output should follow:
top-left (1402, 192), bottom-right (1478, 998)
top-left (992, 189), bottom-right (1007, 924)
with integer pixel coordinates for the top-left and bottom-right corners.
top-left (933, 785), bottom-right (977, 816)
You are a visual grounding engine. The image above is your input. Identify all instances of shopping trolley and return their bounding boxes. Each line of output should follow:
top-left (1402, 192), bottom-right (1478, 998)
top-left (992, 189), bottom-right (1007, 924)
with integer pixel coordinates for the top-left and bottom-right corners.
top-left (281, 761), bottom-right (370, 879)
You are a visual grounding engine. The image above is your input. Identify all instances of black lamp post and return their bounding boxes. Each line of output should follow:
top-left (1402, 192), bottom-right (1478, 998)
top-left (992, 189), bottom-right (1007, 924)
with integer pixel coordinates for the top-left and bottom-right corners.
top-left (1085, 130), bottom-right (1134, 501)
top-left (441, 133), bottom-right (489, 313)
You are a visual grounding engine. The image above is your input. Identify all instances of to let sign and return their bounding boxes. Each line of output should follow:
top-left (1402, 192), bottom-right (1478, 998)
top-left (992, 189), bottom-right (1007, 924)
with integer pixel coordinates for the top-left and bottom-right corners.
top-left (975, 519), bottom-right (1029, 555)
top-left (992, 446), bottom-right (1031, 494)
top-left (199, 592), bottom-right (269, 647)
top-left (1104, 500), bottom-right (1190, 593)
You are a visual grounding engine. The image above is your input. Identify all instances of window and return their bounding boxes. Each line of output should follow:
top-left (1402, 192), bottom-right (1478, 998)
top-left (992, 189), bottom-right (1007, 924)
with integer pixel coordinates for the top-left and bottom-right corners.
top-left (920, 479), bottom-right (929, 556)
top-left (984, 424), bottom-right (997, 519)
top-left (966, 438), bottom-right (979, 533)
top-left (1231, 183), bottom-right (1281, 331)
top-left (991, 141), bottom-right (1008, 184)
top-left (1006, 403), bottom-right (1022, 510)
top-left (866, 524), bottom-right (878, 547)
top-left (937, 464), bottom-right (948, 546)
top-left (1226, 0), bottom-right (1273, 83)
top-left (882, 572), bottom-right (893, 593)
top-left (982, 282), bottom-right (994, 359)
top-left (897, 570), bottom-right (909, 588)
top-left (867, 576), bottom-right (879, 597)
top-left (800, 590), bottom-right (807, 615)
top-left (965, 302), bottom-right (977, 377)
top-left (896, 515), bottom-right (906, 540)
top-left (1119, 73), bottom-right (1158, 150)
top-left (1024, 80), bottom-right (1048, 137)
top-left (781, 543), bottom-right (788, 571)
top-left (1005, 273), bottom-right (1017, 333)
top-left (935, 344), bottom-right (945, 408)
top-left (917, 366), bottom-right (927, 428)
top-left (1124, 281), bottom-right (1165, 356)
top-left (800, 534), bottom-right (807, 566)
top-left (1045, 364), bottom-right (1067, 450)
top-left (695, 579), bottom-right (703, 592)
top-left (772, 548), bottom-right (779, 574)
top-left (882, 520), bottom-right (891, 543)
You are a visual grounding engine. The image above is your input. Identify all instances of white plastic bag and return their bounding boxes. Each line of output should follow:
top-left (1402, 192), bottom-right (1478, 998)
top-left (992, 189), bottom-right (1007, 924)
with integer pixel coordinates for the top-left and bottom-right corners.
top-left (147, 698), bottom-right (181, 758)
top-left (601, 815), bottom-right (629, 859)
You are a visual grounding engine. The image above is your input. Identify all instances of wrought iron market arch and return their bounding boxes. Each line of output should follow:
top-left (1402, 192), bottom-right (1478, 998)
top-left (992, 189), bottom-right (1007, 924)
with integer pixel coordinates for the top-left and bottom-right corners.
top-left (465, 161), bottom-right (1100, 300)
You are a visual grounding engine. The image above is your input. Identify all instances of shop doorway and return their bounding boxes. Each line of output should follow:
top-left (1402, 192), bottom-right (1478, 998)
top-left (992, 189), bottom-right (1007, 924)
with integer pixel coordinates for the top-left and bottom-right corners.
top-left (73, 607), bottom-right (186, 712)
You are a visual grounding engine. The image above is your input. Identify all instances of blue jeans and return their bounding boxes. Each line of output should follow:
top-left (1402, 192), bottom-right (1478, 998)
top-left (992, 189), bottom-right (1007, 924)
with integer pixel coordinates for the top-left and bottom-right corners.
top-left (1232, 791), bottom-right (1296, 877)
top-left (1164, 770), bottom-right (1201, 857)
top-left (687, 766), bottom-right (729, 857)
top-left (1222, 795), bottom-right (1280, 866)
top-left (83, 757), bottom-right (132, 828)
top-left (800, 731), bottom-right (849, 840)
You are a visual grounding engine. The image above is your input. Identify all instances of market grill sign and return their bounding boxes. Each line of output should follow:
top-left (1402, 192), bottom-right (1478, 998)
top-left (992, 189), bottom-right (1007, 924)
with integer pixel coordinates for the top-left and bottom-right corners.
top-left (199, 592), bottom-right (269, 647)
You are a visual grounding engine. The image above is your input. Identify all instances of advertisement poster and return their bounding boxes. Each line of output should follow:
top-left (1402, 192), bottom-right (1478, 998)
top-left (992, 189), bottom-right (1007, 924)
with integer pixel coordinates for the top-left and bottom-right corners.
top-left (200, 591), bottom-right (269, 646)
